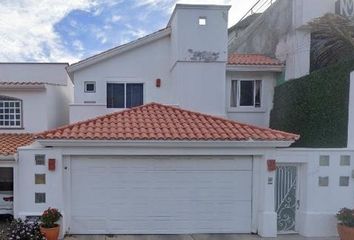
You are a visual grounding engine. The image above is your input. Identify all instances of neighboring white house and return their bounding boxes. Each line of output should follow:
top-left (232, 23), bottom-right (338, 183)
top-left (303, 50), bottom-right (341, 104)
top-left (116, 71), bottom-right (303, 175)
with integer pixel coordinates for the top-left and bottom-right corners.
top-left (0, 63), bottom-right (73, 216)
top-left (2, 3), bottom-right (354, 239)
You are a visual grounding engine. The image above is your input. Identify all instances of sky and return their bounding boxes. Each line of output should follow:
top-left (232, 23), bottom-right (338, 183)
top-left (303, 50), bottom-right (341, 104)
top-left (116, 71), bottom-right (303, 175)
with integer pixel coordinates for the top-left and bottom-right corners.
top-left (0, 0), bottom-right (265, 63)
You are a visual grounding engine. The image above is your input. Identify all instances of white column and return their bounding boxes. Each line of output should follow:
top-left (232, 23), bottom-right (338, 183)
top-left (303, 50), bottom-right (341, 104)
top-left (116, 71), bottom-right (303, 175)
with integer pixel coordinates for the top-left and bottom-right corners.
top-left (347, 71), bottom-right (354, 149)
top-left (257, 150), bottom-right (277, 237)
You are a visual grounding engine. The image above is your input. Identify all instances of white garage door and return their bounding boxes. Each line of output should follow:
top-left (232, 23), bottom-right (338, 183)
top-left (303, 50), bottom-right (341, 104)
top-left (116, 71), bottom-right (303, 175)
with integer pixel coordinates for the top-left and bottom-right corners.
top-left (70, 156), bottom-right (253, 234)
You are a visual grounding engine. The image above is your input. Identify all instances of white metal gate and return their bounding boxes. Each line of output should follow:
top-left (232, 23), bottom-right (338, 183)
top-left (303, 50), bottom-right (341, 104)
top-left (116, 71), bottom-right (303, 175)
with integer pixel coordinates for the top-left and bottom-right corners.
top-left (275, 165), bottom-right (298, 233)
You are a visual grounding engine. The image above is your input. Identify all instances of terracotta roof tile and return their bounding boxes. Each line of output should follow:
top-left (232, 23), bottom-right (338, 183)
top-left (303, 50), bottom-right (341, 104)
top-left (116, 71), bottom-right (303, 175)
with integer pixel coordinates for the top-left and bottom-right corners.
top-left (0, 133), bottom-right (34, 156)
top-left (0, 82), bottom-right (61, 86)
top-left (228, 53), bottom-right (283, 66)
top-left (0, 82), bottom-right (44, 85)
top-left (36, 103), bottom-right (299, 142)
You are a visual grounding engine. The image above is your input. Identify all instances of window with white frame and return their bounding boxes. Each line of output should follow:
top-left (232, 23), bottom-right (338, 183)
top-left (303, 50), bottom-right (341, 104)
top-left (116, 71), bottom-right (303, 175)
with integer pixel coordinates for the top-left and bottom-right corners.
top-left (0, 96), bottom-right (22, 128)
top-left (230, 80), bottom-right (262, 108)
top-left (84, 81), bottom-right (96, 93)
top-left (107, 83), bottom-right (144, 108)
top-left (199, 17), bottom-right (207, 26)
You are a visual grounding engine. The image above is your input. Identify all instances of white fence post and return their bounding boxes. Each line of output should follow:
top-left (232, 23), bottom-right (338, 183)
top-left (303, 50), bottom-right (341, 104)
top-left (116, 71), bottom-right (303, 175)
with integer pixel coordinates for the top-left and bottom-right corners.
top-left (347, 71), bottom-right (354, 149)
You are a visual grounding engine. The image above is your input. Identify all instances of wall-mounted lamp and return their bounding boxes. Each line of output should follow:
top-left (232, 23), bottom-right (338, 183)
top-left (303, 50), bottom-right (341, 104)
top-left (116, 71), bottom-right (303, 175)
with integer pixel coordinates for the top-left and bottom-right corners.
top-left (156, 78), bottom-right (161, 88)
top-left (267, 159), bottom-right (277, 172)
top-left (48, 159), bottom-right (56, 171)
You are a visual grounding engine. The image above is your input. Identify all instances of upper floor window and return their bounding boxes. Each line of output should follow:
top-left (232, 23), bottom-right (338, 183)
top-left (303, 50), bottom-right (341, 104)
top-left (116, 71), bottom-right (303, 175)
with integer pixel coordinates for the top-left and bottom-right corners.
top-left (199, 17), bottom-right (207, 26)
top-left (230, 80), bottom-right (262, 108)
top-left (107, 83), bottom-right (143, 109)
top-left (84, 81), bottom-right (96, 93)
top-left (0, 96), bottom-right (22, 128)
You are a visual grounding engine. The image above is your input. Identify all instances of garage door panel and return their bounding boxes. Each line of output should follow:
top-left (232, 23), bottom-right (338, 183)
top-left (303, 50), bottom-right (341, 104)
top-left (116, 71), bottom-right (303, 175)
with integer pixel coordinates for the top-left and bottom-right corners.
top-left (74, 156), bottom-right (252, 171)
top-left (70, 156), bottom-right (252, 234)
top-left (71, 217), bottom-right (107, 234)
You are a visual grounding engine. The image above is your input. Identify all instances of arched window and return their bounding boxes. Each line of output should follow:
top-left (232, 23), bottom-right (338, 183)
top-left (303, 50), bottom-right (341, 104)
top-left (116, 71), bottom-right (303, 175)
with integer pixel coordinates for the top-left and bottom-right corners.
top-left (0, 96), bottom-right (22, 128)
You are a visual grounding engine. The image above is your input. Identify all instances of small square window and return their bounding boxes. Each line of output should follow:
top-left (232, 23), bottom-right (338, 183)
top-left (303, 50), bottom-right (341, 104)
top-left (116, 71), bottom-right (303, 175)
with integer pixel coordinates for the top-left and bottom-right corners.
top-left (84, 81), bottom-right (96, 93)
top-left (35, 174), bottom-right (46, 184)
top-left (319, 155), bottom-right (330, 166)
top-left (35, 155), bottom-right (45, 165)
top-left (340, 155), bottom-right (351, 166)
top-left (35, 193), bottom-right (46, 204)
top-left (319, 176), bottom-right (329, 187)
top-left (340, 176), bottom-right (350, 187)
top-left (199, 17), bottom-right (207, 25)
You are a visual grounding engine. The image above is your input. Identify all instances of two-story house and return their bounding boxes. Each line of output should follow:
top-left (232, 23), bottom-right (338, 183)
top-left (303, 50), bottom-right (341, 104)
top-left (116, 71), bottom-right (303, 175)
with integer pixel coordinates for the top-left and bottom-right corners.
top-left (7, 3), bottom-right (353, 239)
top-left (11, 4), bottom-right (299, 238)
top-left (0, 63), bottom-right (73, 215)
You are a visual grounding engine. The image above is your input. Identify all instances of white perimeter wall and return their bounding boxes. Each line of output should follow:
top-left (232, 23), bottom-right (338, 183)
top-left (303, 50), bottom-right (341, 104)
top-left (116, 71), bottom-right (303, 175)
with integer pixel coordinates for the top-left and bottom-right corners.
top-left (277, 148), bottom-right (354, 237)
top-left (15, 147), bottom-right (65, 238)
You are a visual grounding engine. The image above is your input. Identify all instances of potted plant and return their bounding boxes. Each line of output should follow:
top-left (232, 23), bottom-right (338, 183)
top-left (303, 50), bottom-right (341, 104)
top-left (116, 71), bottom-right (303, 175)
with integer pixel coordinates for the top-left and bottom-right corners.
top-left (40, 208), bottom-right (62, 240)
top-left (337, 208), bottom-right (354, 240)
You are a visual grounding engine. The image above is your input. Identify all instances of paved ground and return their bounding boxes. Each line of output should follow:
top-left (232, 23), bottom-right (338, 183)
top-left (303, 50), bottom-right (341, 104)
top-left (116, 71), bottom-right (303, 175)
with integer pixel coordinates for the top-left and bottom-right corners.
top-left (64, 234), bottom-right (339, 240)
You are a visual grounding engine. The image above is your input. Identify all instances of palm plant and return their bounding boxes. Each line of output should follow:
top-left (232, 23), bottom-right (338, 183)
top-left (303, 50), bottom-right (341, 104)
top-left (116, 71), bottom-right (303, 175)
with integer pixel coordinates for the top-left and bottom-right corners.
top-left (308, 13), bottom-right (354, 69)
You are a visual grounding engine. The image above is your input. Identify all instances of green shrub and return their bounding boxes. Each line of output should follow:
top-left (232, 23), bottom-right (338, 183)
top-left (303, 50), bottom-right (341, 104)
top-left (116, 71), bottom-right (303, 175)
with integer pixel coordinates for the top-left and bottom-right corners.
top-left (270, 60), bottom-right (354, 147)
top-left (337, 208), bottom-right (354, 227)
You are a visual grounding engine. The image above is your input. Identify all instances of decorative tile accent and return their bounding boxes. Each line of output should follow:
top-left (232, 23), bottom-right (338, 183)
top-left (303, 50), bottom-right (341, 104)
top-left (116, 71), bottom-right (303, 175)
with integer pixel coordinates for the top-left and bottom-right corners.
top-left (319, 155), bottom-right (330, 166)
top-left (35, 155), bottom-right (45, 165)
top-left (35, 193), bottom-right (46, 203)
top-left (340, 176), bottom-right (350, 187)
top-left (35, 174), bottom-right (46, 184)
top-left (340, 155), bottom-right (351, 166)
top-left (319, 176), bottom-right (329, 187)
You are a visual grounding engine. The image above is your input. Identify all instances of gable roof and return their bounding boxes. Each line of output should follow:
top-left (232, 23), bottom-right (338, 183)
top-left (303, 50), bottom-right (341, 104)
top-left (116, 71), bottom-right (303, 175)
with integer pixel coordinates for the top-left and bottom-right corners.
top-left (36, 103), bottom-right (299, 142)
top-left (66, 27), bottom-right (171, 76)
top-left (0, 133), bottom-right (34, 156)
top-left (228, 53), bottom-right (283, 66)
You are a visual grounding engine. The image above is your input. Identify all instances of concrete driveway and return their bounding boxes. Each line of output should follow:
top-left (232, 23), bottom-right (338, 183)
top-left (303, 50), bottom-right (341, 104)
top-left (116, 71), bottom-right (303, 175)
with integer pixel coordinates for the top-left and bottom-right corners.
top-left (64, 234), bottom-right (339, 240)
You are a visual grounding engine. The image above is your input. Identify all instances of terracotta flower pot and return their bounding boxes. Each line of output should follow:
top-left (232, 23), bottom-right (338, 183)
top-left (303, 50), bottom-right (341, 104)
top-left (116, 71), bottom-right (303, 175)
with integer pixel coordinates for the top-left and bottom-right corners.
top-left (337, 224), bottom-right (354, 240)
top-left (40, 225), bottom-right (60, 240)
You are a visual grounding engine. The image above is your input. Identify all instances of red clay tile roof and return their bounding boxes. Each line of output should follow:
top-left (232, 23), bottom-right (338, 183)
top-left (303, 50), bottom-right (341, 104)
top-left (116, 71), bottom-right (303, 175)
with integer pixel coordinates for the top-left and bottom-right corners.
top-left (0, 133), bottom-right (34, 156)
top-left (36, 103), bottom-right (299, 142)
top-left (0, 82), bottom-right (44, 85)
top-left (228, 53), bottom-right (283, 66)
top-left (0, 82), bottom-right (61, 86)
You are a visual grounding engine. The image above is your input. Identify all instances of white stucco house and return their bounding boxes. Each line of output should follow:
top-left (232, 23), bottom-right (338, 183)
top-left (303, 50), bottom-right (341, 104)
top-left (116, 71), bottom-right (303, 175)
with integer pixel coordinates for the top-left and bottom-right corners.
top-left (0, 63), bottom-right (72, 217)
top-left (0, 3), bottom-right (353, 239)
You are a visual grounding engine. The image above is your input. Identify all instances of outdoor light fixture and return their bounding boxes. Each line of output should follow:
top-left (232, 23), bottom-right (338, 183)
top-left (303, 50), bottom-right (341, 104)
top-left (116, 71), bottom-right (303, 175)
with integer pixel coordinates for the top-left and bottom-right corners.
top-left (156, 78), bottom-right (161, 88)
top-left (48, 159), bottom-right (56, 171)
top-left (267, 159), bottom-right (277, 171)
